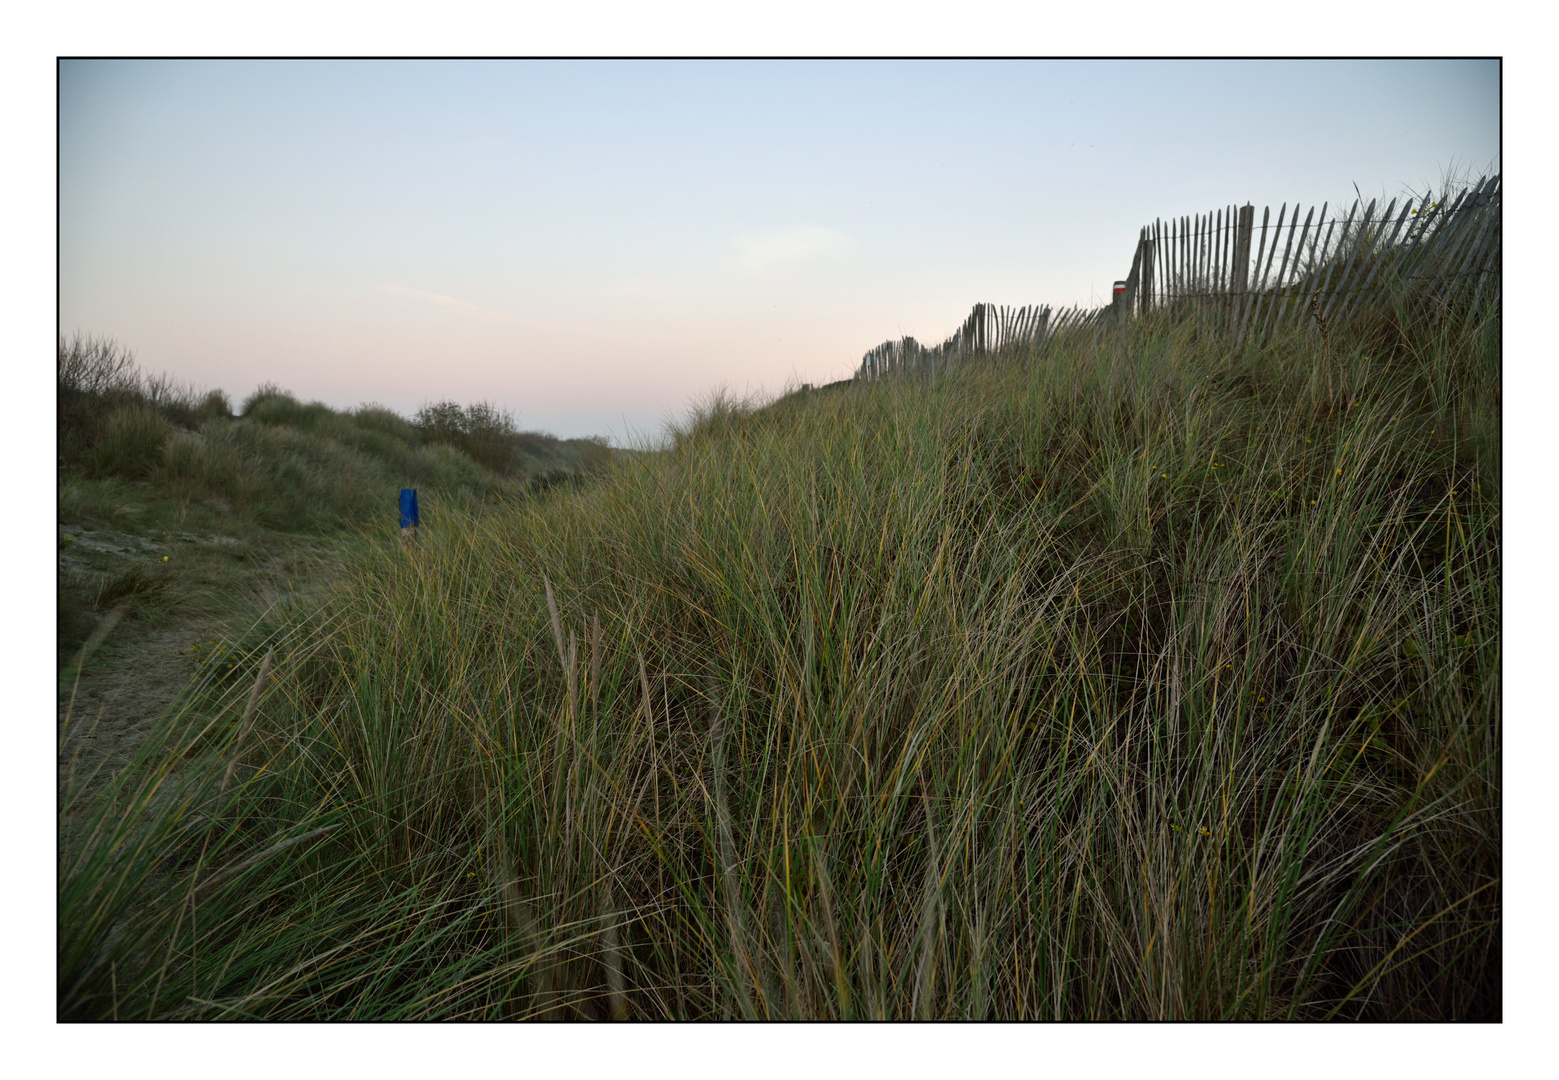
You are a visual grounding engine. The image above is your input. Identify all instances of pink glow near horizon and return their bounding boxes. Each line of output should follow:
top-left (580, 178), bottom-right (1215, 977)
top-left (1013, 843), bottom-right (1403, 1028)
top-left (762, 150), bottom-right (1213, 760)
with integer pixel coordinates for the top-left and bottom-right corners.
top-left (60, 60), bottom-right (1499, 442)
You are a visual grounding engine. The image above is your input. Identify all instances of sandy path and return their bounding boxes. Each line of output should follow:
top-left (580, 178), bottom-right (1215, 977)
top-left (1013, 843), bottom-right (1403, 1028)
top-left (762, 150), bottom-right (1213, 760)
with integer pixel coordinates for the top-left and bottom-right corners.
top-left (57, 523), bottom-right (344, 822)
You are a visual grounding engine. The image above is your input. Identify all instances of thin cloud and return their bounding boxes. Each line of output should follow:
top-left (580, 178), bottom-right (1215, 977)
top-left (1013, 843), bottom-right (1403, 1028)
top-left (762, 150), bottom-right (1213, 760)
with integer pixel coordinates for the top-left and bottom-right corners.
top-left (382, 284), bottom-right (644, 346)
top-left (381, 285), bottom-right (488, 312)
top-left (733, 226), bottom-right (852, 271)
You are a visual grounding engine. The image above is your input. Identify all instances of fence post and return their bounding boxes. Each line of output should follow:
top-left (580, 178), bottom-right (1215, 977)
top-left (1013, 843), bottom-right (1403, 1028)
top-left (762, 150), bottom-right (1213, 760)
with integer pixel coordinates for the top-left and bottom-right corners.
top-left (1232, 203), bottom-right (1254, 334)
top-left (1139, 231), bottom-right (1154, 316)
top-left (1112, 280), bottom-right (1128, 325)
top-left (1123, 236), bottom-right (1143, 320)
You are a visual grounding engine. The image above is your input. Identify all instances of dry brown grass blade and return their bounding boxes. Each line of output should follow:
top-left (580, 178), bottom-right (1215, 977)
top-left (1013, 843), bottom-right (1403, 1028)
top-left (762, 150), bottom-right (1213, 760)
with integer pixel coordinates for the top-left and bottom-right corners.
top-left (221, 646), bottom-right (275, 794)
top-left (590, 612), bottom-right (601, 720)
top-left (707, 672), bottom-right (757, 1017)
top-left (566, 631), bottom-right (578, 723)
top-left (812, 840), bottom-right (850, 1015)
top-left (195, 822), bottom-right (341, 896)
top-left (601, 884), bottom-right (628, 1020)
top-left (543, 574), bottom-right (566, 670)
top-left (637, 653), bottom-right (664, 906)
top-left (913, 783), bottom-right (943, 1020)
top-left (543, 575), bottom-right (578, 722)
top-left (69, 599), bottom-right (132, 673)
top-left (494, 837), bottom-right (555, 1019)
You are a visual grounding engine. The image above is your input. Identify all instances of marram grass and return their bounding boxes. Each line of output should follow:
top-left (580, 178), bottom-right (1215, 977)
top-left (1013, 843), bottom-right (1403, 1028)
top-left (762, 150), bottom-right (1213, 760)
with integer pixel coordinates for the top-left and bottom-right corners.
top-left (59, 299), bottom-right (1499, 1020)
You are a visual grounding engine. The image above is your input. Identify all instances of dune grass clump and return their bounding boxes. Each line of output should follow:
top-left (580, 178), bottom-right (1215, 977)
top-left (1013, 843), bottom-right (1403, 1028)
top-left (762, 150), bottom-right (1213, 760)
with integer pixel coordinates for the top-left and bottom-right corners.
top-left (59, 293), bottom-right (1498, 1020)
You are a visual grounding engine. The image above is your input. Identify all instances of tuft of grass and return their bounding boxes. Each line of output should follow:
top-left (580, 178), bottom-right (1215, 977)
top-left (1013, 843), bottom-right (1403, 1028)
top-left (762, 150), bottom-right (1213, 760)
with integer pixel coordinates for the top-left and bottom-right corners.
top-left (88, 403), bottom-right (175, 480)
top-left (59, 289), bottom-right (1498, 1020)
top-left (94, 561), bottom-right (173, 614)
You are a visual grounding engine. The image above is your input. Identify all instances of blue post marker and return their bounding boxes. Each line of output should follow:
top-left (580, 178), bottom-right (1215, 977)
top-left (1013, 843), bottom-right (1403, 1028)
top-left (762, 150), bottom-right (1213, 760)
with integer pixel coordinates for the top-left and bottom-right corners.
top-left (399, 488), bottom-right (420, 546)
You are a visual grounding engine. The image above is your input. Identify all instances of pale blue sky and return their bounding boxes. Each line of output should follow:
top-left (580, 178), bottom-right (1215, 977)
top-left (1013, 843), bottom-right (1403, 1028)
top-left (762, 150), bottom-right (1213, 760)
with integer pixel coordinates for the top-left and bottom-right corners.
top-left (60, 59), bottom-right (1499, 441)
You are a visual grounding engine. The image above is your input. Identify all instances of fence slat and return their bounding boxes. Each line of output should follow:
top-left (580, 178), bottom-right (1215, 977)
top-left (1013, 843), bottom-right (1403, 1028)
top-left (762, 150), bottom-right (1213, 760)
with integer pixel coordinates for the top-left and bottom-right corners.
top-left (1163, 219), bottom-right (1172, 308)
top-left (1217, 205), bottom-right (1229, 312)
top-left (1189, 212), bottom-right (1198, 308)
top-left (1200, 211), bottom-right (1209, 314)
top-left (1245, 202), bottom-right (1286, 342)
top-left (1181, 215), bottom-right (1190, 308)
top-left (1202, 211), bottom-right (1213, 317)
top-left (1220, 204), bottom-right (1234, 329)
top-left (1149, 221), bottom-right (1160, 309)
top-left (1228, 204), bottom-right (1241, 329)
top-left (1185, 213), bottom-right (1192, 306)
top-left (1175, 216), bottom-right (1184, 309)
top-left (1210, 210), bottom-right (1223, 314)
top-left (1211, 208), bottom-right (1221, 297)
top-left (1182, 215), bottom-right (1191, 310)
top-left (1206, 208), bottom-right (1218, 320)
top-left (1161, 219), bottom-right (1170, 309)
top-left (1208, 208), bottom-right (1220, 322)
top-left (1152, 222), bottom-right (1162, 313)
top-left (1205, 209), bottom-right (1218, 315)
top-left (1157, 219), bottom-right (1167, 309)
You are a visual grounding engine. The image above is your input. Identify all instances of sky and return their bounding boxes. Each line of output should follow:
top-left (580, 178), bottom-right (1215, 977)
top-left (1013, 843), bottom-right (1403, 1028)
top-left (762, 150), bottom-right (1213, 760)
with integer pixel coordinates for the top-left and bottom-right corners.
top-left (58, 59), bottom-right (1500, 442)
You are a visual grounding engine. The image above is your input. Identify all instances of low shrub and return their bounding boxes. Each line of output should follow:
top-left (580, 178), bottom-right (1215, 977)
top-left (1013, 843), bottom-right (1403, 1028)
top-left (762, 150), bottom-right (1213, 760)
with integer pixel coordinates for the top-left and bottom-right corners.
top-left (88, 403), bottom-right (173, 480)
top-left (414, 400), bottom-right (520, 475)
top-left (59, 336), bottom-right (220, 471)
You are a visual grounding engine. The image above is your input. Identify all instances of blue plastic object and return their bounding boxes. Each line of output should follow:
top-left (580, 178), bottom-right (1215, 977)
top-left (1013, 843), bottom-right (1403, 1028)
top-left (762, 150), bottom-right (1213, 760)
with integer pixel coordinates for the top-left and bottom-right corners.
top-left (399, 488), bottom-right (420, 529)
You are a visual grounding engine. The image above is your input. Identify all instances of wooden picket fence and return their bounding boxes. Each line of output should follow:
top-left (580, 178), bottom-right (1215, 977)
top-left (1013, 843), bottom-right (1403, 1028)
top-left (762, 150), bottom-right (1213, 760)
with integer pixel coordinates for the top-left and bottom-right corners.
top-left (857, 301), bottom-right (1102, 381)
top-left (857, 172), bottom-right (1500, 382)
top-left (1122, 172), bottom-right (1501, 342)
